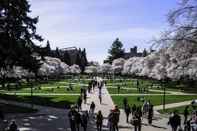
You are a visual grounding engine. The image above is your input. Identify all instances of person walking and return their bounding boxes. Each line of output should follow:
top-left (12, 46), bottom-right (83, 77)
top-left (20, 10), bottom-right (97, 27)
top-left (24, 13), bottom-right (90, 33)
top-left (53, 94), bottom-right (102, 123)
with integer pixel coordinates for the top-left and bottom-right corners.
top-left (136, 107), bottom-right (142, 131)
top-left (148, 104), bottom-right (154, 125)
top-left (81, 111), bottom-right (89, 131)
top-left (77, 96), bottom-right (82, 111)
top-left (99, 92), bottom-right (102, 104)
top-left (123, 97), bottom-right (128, 110)
top-left (112, 105), bottom-right (120, 131)
top-left (75, 111), bottom-right (81, 131)
top-left (90, 101), bottom-right (96, 115)
top-left (8, 121), bottom-right (18, 131)
top-left (130, 112), bottom-right (140, 131)
top-left (168, 111), bottom-right (181, 131)
top-left (68, 106), bottom-right (78, 131)
top-left (184, 106), bottom-right (189, 124)
top-left (83, 89), bottom-right (87, 104)
top-left (132, 104), bottom-right (137, 115)
top-left (125, 104), bottom-right (131, 123)
top-left (0, 109), bottom-right (4, 121)
top-left (117, 85), bottom-right (120, 94)
top-left (108, 110), bottom-right (114, 131)
top-left (96, 110), bottom-right (103, 131)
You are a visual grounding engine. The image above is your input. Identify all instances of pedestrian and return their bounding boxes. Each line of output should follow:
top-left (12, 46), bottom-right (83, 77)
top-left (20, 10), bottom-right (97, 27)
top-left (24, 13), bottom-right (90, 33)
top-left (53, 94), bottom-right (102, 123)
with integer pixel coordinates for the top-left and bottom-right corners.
top-left (68, 106), bottom-right (77, 131)
top-left (168, 111), bottom-right (181, 131)
top-left (81, 111), bottom-right (89, 131)
top-left (142, 100), bottom-right (149, 115)
top-left (75, 111), bottom-right (81, 131)
top-left (77, 96), bottom-right (82, 111)
top-left (90, 101), bottom-right (96, 115)
top-left (136, 107), bottom-right (142, 131)
top-left (96, 110), bottom-right (103, 131)
top-left (117, 85), bottom-right (120, 94)
top-left (88, 85), bottom-right (91, 94)
top-left (80, 87), bottom-right (84, 96)
top-left (0, 109), bottom-right (4, 120)
top-left (130, 112), bottom-right (140, 131)
top-left (112, 105), bottom-right (120, 131)
top-left (184, 106), bottom-right (189, 124)
top-left (148, 104), bottom-right (154, 125)
top-left (83, 89), bottom-right (87, 104)
top-left (125, 104), bottom-right (131, 123)
top-left (132, 104), bottom-right (137, 115)
top-left (108, 110), bottom-right (113, 131)
top-left (123, 97), bottom-right (128, 110)
top-left (136, 80), bottom-right (139, 89)
top-left (8, 120), bottom-right (18, 131)
top-left (99, 92), bottom-right (102, 104)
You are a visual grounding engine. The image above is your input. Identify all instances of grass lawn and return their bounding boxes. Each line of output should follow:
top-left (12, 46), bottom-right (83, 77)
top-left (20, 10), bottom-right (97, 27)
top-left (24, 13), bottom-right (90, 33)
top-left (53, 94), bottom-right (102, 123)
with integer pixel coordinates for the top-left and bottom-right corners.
top-left (0, 103), bottom-right (37, 114)
top-left (107, 88), bottom-right (164, 94)
top-left (158, 105), bottom-right (197, 114)
top-left (111, 95), bottom-right (197, 109)
top-left (0, 81), bottom-right (88, 94)
top-left (0, 94), bottom-right (79, 109)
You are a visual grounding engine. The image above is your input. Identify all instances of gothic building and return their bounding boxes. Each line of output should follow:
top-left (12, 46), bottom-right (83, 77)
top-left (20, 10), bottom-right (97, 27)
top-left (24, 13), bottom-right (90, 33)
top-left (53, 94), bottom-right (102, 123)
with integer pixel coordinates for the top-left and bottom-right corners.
top-left (123, 46), bottom-right (147, 59)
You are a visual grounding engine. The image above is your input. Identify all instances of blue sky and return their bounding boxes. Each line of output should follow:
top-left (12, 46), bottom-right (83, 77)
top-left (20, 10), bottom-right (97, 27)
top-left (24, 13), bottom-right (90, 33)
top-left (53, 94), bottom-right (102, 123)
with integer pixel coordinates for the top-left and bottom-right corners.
top-left (29, 0), bottom-right (178, 64)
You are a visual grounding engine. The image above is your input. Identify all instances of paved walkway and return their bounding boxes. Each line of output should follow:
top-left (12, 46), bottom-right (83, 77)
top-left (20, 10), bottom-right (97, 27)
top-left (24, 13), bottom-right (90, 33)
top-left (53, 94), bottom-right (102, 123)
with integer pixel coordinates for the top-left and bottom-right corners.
top-left (154, 100), bottom-right (191, 110)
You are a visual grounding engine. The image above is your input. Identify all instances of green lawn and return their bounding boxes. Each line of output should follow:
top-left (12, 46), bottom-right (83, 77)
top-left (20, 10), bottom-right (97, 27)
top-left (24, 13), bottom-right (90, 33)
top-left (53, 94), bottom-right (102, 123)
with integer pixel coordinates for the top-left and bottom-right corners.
top-left (0, 94), bottom-right (79, 109)
top-left (0, 81), bottom-right (88, 94)
top-left (107, 88), bottom-right (164, 94)
top-left (111, 95), bottom-right (197, 109)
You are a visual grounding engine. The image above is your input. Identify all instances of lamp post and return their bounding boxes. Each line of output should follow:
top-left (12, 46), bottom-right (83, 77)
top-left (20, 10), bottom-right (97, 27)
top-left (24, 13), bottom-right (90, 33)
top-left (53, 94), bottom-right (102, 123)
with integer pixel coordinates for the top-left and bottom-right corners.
top-left (30, 78), bottom-right (34, 109)
top-left (162, 79), bottom-right (166, 111)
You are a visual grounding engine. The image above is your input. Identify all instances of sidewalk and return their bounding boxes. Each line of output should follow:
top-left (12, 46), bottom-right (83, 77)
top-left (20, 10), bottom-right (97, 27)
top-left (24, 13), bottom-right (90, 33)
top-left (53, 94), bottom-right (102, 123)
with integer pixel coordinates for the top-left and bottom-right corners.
top-left (154, 100), bottom-right (191, 110)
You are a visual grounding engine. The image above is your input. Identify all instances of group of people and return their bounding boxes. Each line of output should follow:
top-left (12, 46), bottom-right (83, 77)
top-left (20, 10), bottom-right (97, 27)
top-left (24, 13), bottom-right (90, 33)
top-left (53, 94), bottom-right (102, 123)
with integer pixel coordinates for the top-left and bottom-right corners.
top-left (168, 105), bottom-right (197, 131)
top-left (68, 104), bottom-right (120, 131)
top-left (123, 98), bottom-right (154, 131)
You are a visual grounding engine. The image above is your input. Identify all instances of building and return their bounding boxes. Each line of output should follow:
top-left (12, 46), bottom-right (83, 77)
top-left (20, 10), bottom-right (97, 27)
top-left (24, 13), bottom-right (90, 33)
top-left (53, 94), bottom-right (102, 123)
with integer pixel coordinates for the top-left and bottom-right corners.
top-left (123, 46), bottom-right (147, 59)
top-left (51, 46), bottom-right (88, 72)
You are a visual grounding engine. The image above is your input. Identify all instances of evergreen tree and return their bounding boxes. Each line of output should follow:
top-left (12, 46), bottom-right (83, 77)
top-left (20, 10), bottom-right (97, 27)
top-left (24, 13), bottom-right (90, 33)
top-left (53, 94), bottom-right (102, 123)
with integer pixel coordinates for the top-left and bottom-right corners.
top-left (82, 48), bottom-right (88, 66)
top-left (63, 51), bottom-right (71, 66)
top-left (0, 0), bottom-right (43, 85)
top-left (45, 40), bottom-right (51, 56)
top-left (106, 38), bottom-right (125, 63)
top-left (55, 47), bottom-right (60, 58)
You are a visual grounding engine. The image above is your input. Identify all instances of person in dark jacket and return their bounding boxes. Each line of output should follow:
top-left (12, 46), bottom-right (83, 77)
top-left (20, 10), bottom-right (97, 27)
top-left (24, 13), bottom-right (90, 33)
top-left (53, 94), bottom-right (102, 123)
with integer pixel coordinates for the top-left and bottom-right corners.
top-left (168, 111), bottom-right (181, 131)
top-left (68, 106), bottom-right (78, 131)
top-left (184, 106), bottom-right (189, 124)
top-left (75, 111), bottom-right (81, 131)
top-left (123, 97), bottom-right (128, 110)
top-left (117, 85), bottom-right (121, 94)
top-left (83, 89), bottom-right (87, 104)
top-left (132, 104), bottom-right (137, 115)
top-left (108, 110), bottom-right (113, 131)
top-left (112, 106), bottom-right (120, 131)
top-left (148, 104), bottom-right (154, 125)
top-left (124, 104), bottom-right (131, 123)
top-left (96, 110), bottom-right (103, 131)
top-left (77, 96), bottom-right (82, 111)
top-left (0, 109), bottom-right (4, 120)
top-left (90, 101), bottom-right (96, 115)
top-left (81, 111), bottom-right (89, 131)
top-left (9, 120), bottom-right (18, 131)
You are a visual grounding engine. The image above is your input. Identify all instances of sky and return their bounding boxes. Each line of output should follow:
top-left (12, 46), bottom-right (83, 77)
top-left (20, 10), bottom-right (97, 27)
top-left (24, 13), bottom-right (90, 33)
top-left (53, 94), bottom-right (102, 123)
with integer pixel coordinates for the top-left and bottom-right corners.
top-left (29, 0), bottom-right (179, 64)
